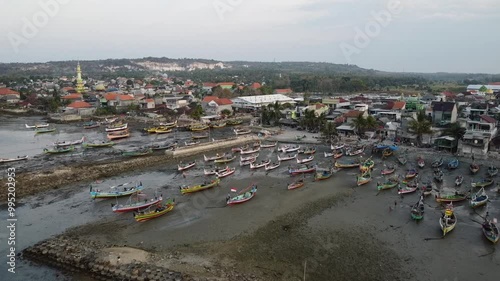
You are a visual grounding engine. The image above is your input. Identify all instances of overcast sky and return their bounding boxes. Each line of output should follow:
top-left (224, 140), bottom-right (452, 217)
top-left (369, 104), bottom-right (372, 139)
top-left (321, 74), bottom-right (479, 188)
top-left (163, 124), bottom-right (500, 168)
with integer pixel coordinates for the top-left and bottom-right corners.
top-left (1, 0), bottom-right (499, 73)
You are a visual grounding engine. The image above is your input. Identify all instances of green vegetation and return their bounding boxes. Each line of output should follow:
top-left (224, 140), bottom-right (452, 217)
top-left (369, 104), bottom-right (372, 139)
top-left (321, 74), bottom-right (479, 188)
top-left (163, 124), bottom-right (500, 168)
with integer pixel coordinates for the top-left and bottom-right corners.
top-left (350, 115), bottom-right (377, 135)
top-left (408, 110), bottom-right (433, 145)
top-left (260, 102), bottom-right (283, 126)
top-left (442, 122), bottom-right (466, 140)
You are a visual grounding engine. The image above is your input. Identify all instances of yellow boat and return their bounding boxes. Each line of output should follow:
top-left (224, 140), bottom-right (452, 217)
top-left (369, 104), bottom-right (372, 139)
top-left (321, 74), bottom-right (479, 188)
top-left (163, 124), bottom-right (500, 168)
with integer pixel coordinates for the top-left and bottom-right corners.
top-left (190, 124), bottom-right (209, 131)
top-left (211, 122), bottom-right (227, 129)
top-left (155, 127), bottom-right (172, 134)
top-left (145, 127), bottom-right (159, 133)
top-left (134, 198), bottom-right (175, 222)
top-left (180, 178), bottom-right (220, 195)
top-left (439, 204), bottom-right (457, 236)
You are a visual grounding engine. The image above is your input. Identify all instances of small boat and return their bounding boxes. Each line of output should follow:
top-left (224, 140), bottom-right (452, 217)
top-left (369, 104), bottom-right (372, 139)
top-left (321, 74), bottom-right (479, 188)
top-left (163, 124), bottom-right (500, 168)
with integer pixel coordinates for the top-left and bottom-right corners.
top-left (398, 180), bottom-right (418, 194)
top-left (288, 179), bottom-right (305, 190)
top-left (159, 120), bottom-right (177, 127)
top-left (190, 124), bottom-right (210, 131)
top-left (90, 182), bottom-right (144, 199)
top-left (83, 141), bottom-right (115, 148)
top-left (107, 130), bottom-right (130, 140)
top-left (232, 144), bottom-right (249, 153)
top-left (471, 178), bottom-right (494, 188)
top-left (289, 165), bottom-right (316, 175)
top-left (297, 155), bottom-right (314, 164)
top-left (431, 158), bottom-right (443, 168)
top-left (333, 150), bottom-right (343, 159)
top-left (260, 142), bottom-right (277, 148)
top-left (122, 148), bottom-right (153, 157)
top-left (315, 170), bottom-right (333, 181)
top-left (433, 169), bottom-right (444, 183)
top-left (204, 166), bottom-right (228, 175)
top-left (331, 144), bottom-right (345, 150)
top-left (240, 154), bottom-right (258, 162)
top-left (53, 137), bottom-right (85, 147)
top-left (105, 117), bottom-right (118, 124)
top-left (180, 178), bottom-right (221, 194)
top-left (226, 184), bottom-right (257, 205)
top-left (487, 165), bottom-right (498, 177)
top-left (381, 164), bottom-right (396, 175)
top-left (26, 123), bottom-right (49, 129)
top-left (43, 146), bottom-right (75, 154)
top-left (214, 155), bottom-right (236, 164)
top-left (356, 172), bottom-right (372, 186)
top-left (397, 155), bottom-right (407, 165)
top-left (470, 162), bottom-right (480, 174)
top-left (250, 160), bottom-right (271, 169)
top-left (112, 195), bottom-right (163, 213)
top-left (265, 162), bottom-right (281, 171)
top-left (35, 127), bottom-right (56, 134)
top-left (252, 141), bottom-right (262, 148)
top-left (226, 119), bottom-right (243, 125)
top-left (411, 196), bottom-right (425, 220)
top-left (283, 146), bottom-right (301, 153)
top-left (134, 198), bottom-right (175, 222)
top-left (0, 155), bottom-right (28, 164)
top-left (448, 158), bottom-right (459, 169)
top-left (405, 168), bottom-right (418, 179)
top-left (382, 149), bottom-right (393, 158)
top-left (83, 121), bottom-right (100, 129)
top-left (204, 153), bottom-right (226, 162)
top-left (105, 123), bottom-right (128, 132)
top-left (145, 126), bottom-right (160, 133)
top-left (324, 151), bottom-right (334, 158)
top-left (216, 167), bottom-right (236, 178)
top-left (417, 157), bottom-right (425, 168)
top-left (377, 177), bottom-right (399, 191)
top-left (301, 147), bottom-right (316, 155)
top-left (334, 160), bottom-right (360, 169)
top-left (234, 128), bottom-right (252, 135)
top-left (455, 175), bottom-right (464, 186)
top-left (210, 122), bottom-right (227, 129)
top-left (346, 146), bottom-right (364, 156)
top-left (192, 133), bottom-right (209, 139)
top-left (439, 203), bottom-right (457, 236)
top-left (470, 187), bottom-right (488, 208)
top-left (482, 216), bottom-right (500, 244)
top-left (185, 141), bottom-right (200, 147)
top-left (435, 192), bottom-right (467, 203)
top-left (359, 157), bottom-right (375, 173)
top-left (421, 181), bottom-right (434, 196)
top-left (277, 154), bottom-right (297, 161)
top-left (240, 147), bottom-right (260, 155)
top-left (178, 162), bottom-right (196, 171)
top-left (155, 128), bottom-right (172, 134)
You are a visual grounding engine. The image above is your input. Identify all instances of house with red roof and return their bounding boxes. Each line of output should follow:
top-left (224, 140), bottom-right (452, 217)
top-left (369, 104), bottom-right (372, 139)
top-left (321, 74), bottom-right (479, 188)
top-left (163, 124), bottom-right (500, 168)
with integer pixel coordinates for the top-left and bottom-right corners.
top-left (202, 96), bottom-right (233, 115)
top-left (273, 89), bottom-right (293, 95)
top-left (343, 110), bottom-right (368, 123)
top-left (104, 93), bottom-right (136, 107)
top-left (202, 83), bottom-right (217, 92)
top-left (65, 101), bottom-right (95, 116)
top-left (251, 83), bottom-right (261, 89)
top-left (140, 98), bottom-right (155, 109)
top-left (62, 93), bottom-right (83, 101)
top-left (385, 101), bottom-right (406, 111)
top-left (0, 88), bottom-right (20, 103)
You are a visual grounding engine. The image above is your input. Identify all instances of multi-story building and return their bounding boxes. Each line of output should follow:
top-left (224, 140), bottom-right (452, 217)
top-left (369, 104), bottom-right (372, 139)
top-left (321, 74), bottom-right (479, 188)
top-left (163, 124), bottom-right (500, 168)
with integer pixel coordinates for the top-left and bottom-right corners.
top-left (460, 115), bottom-right (498, 155)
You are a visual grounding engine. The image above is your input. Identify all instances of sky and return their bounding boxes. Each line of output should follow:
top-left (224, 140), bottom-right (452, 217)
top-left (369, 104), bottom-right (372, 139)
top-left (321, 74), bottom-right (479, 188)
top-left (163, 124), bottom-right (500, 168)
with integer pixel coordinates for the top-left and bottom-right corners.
top-left (0, 0), bottom-right (499, 73)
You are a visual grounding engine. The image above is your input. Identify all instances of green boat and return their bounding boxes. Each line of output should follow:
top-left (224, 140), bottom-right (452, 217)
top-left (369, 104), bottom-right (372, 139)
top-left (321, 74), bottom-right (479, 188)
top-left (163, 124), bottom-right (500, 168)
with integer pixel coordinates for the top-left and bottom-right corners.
top-left (377, 177), bottom-right (399, 191)
top-left (83, 141), bottom-right (115, 148)
top-left (315, 170), bottom-right (333, 181)
top-left (122, 148), bottom-right (153, 157)
top-left (35, 128), bottom-right (56, 134)
top-left (43, 145), bottom-right (75, 154)
top-left (227, 119), bottom-right (243, 125)
top-left (411, 196), bottom-right (425, 220)
top-left (471, 178), bottom-right (494, 188)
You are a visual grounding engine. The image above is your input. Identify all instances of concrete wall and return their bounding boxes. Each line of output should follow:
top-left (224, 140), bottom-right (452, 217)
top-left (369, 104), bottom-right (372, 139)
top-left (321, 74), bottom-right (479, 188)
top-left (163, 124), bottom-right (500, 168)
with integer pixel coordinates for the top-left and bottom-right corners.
top-left (166, 135), bottom-right (258, 158)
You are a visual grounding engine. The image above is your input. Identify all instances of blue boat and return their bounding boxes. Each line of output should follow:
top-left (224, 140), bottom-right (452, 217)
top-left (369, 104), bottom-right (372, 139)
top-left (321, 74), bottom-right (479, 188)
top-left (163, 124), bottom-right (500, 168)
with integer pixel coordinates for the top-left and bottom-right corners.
top-left (448, 158), bottom-right (459, 169)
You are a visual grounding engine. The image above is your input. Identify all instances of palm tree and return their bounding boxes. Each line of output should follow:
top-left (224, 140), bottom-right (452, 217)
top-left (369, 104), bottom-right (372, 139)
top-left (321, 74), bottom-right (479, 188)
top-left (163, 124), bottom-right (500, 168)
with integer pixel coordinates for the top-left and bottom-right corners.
top-left (351, 114), bottom-right (366, 135)
top-left (303, 109), bottom-right (316, 131)
top-left (443, 122), bottom-right (466, 140)
top-left (321, 122), bottom-right (338, 143)
top-left (408, 110), bottom-right (433, 145)
top-left (365, 115), bottom-right (378, 131)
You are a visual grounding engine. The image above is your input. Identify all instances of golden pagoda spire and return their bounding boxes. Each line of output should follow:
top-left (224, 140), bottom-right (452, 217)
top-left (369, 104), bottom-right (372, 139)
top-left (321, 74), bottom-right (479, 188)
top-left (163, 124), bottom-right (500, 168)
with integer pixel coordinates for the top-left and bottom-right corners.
top-left (76, 62), bottom-right (85, 93)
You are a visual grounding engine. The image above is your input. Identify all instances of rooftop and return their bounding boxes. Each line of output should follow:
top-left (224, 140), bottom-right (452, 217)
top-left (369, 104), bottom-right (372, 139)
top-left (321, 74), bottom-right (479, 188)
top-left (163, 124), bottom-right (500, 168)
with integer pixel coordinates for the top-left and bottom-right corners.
top-left (67, 101), bottom-right (92, 109)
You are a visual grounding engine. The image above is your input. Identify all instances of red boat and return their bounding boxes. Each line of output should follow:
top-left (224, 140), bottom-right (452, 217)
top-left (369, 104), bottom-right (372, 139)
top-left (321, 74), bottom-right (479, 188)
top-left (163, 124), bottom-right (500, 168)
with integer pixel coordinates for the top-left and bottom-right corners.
top-left (112, 195), bottom-right (163, 213)
top-left (216, 167), bottom-right (236, 178)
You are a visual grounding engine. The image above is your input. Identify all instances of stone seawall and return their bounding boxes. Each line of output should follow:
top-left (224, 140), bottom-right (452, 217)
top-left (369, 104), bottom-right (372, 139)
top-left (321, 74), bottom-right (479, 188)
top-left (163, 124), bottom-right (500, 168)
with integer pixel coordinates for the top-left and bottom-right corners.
top-left (167, 135), bottom-right (259, 158)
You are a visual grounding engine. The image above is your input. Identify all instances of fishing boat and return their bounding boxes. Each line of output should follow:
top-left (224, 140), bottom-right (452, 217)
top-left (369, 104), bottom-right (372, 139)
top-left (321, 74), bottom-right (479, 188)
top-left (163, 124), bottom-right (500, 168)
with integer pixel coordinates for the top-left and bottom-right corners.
top-left (381, 164), bottom-right (396, 175)
top-left (240, 147), bottom-right (260, 155)
top-left (433, 169), bottom-right (444, 183)
top-left (43, 146), bottom-right (75, 154)
top-left (134, 198), bottom-right (175, 222)
top-left (204, 153), bottom-right (226, 162)
top-left (455, 175), bottom-right (464, 186)
top-left (356, 172), bottom-right (372, 186)
top-left (435, 192), bottom-right (467, 203)
top-left (439, 203), bottom-right (457, 236)
top-left (232, 145), bottom-right (248, 153)
top-left (105, 123), bottom-right (128, 132)
top-left (397, 155), bottom-right (407, 165)
top-left (346, 146), bottom-right (364, 156)
top-left (417, 157), bottom-right (425, 168)
top-left (105, 117), bottom-right (118, 124)
top-left (178, 162), bottom-right (196, 171)
top-left (482, 216), bottom-right (499, 244)
top-left (359, 157), bottom-right (375, 173)
top-left (83, 121), bottom-right (100, 129)
top-left (90, 182), bottom-right (144, 199)
top-left (35, 127), bottom-right (56, 134)
top-left (158, 120), bottom-right (177, 127)
top-left (216, 167), bottom-right (236, 178)
top-left (382, 149), bottom-right (393, 158)
top-left (185, 141), bottom-right (200, 147)
top-left (0, 155), bottom-right (28, 164)
top-left (83, 141), bottom-right (115, 148)
top-left (226, 119), bottom-right (243, 125)
top-left (405, 168), bottom-right (418, 179)
top-left (398, 180), bottom-right (418, 194)
top-left (260, 142), bottom-right (277, 148)
top-left (265, 162), bottom-right (280, 171)
top-left (234, 128), bottom-right (252, 135)
top-left (112, 195), bottom-right (163, 213)
top-left (331, 144), bottom-right (345, 150)
top-left (333, 150), bottom-right (343, 159)
top-left (411, 196), bottom-right (425, 220)
top-left (54, 136), bottom-right (85, 147)
top-left (107, 130), bottom-right (130, 140)
top-left (26, 123), bottom-right (49, 129)
top-left (214, 155), bottom-right (236, 164)
top-left (278, 154), bottom-right (297, 161)
top-left (297, 155), bottom-right (314, 164)
top-left (283, 146), bottom-right (301, 153)
top-left (240, 154), bottom-right (258, 162)
top-left (288, 179), bottom-right (304, 190)
top-left (192, 133), bottom-right (209, 139)
top-left (122, 148), bottom-right (153, 157)
top-left (210, 122), bottom-right (227, 129)
top-left (471, 178), bottom-right (494, 188)
top-left (470, 187), bottom-right (488, 208)
top-left (204, 166), bottom-right (228, 175)
top-left (315, 170), bottom-right (333, 181)
top-left (324, 151), bottom-right (334, 158)
top-left (376, 177), bottom-right (399, 191)
top-left (289, 165), bottom-right (316, 175)
top-left (240, 158), bottom-right (256, 166)
top-left (421, 181), bottom-right (434, 196)
top-left (180, 178), bottom-right (221, 194)
top-left (487, 165), bottom-right (498, 177)
top-left (301, 147), bottom-right (316, 155)
top-left (226, 184), bottom-right (257, 205)
top-left (190, 124), bottom-right (209, 131)
top-left (431, 158), bottom-right (444, 168)
top-left (470, 162), bottom-right (480, 174)
top-left (155, 127), bottom-right (172, 134)
top-left (250, 159), bottom-right (271, 169)
top-left (448, 158), bottom-right (459, 169)
top-left (150, 143), bottom-right (176, 151)
top-left (334, 160), bottom-right (360, 169)
top-left (252, 141), bottom-right (261, 148)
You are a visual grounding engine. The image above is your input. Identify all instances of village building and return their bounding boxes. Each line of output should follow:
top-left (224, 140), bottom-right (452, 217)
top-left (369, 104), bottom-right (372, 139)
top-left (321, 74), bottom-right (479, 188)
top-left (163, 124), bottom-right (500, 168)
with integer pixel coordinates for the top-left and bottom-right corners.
top-left (202, 96), bottom-right (233, 115)
top-left (431, 101), bottom-right (458, 125)
top-left (231, 94), bottom-right (296, 110)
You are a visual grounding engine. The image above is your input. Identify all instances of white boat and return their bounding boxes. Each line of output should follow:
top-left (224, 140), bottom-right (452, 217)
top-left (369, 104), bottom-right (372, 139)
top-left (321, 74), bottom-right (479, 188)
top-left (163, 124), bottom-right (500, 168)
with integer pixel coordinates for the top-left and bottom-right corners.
top-left (346, 146), bottom-right (364, 156)
top-left (240, 147), bottom-right (260, 155)
top-left (284, 146), bottom-right (301, 153)
top-left (279, 145), bottom-right (290, 152)
top-left (240, 158), bottom-right (257, 166)
top-left (204, 166), bottom-right (228, 176)
top-left (324, 152), bottom-right (334, 158)
top-left (265, 162), bottom-right (281, 171)
top-left (185, 141), bottom-right (200, 147)
top-left (105, 117), bottom-right (118, 124)
top-left (260, 142), bottom-right (277, 148)
top-left (216, 167), bottom-right (236, 178)
top-left (54, 136), bottom-right (85, 147)
top-left (0, 155), bottom-right (28, 164)
top-left (331, 143), bottom-right (345, 150)
top-left (250, 160), bottom-right (271, 169)
top-left (277, 154), bottom-right (297, 161)
top-left (297, 156), bottom-right (314, 164)
top-left (240, 153), bottom-right (259, 161)
top-left (234, 129), bottom-right (252, 135)
top-left (178, 162), bottom-right (196, 171)
top-left (25, 123), bottom-right (49, 129)
top-left (204, 153), bottom-right (225, 162)
top-left (105, 123), bottom-right (128, 132)
top-left (159, 120), bottom-right (177, 127)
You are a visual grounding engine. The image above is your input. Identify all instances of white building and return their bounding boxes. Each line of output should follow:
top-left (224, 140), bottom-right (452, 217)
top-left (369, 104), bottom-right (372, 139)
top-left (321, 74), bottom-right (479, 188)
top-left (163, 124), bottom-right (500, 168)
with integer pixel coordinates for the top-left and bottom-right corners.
top-left (231, 94), bottom-right (296, 110)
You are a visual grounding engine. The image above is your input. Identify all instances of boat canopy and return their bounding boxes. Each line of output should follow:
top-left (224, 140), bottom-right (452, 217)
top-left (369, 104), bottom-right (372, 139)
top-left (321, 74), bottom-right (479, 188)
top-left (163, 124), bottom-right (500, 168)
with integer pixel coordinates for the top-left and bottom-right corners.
top-left (376, 144), bottom-right (398, 151)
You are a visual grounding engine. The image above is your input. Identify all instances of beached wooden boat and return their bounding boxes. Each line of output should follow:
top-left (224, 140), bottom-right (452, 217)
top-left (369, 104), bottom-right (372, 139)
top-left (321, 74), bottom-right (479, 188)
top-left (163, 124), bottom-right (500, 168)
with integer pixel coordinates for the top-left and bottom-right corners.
top-left (227, 184), bottom-right (257, 205)
top-left (234, 128), bottom-right (252, 135)
top-left (191, 124), bottom-right (210, 131)
top-left (398, 180), bottom-right (418, 194)
top-left (204, 153), bottom-right (225, 162)
top-left (377, 177), bottom-right (399, 191)
top-left (435, 192), bottom-right (467, 203)
top-left (333, 151), bottom-right (343, 159)
top-left (470, 162), bottom-right (480, 174)
top-left (210, 122), bottom-right (226, 129)
top-left (185, 141), bottom-right (200, 147)
top-left (240, 153), bottom-right (258, 161)
top-left (470, 187), bottom-right (488, 208)
top-left (226, 119), bottom-right (243, 125)
top-left (160, 120), bottom-right (177, 127)
top-left (455, 175), bottom-right (464, 186)
top-left (417, 157), bottom-right (425, 168)
top-left (240, 147), bottom-right (260, 155)
top-left (192, 133), bottom-right (209, 139)
top-left (315, 170), bottom-right (332, 181)
top-left (265, 161), bottom-right (280, 171)
top-left (382, 149), bottom-right (393, 158)
top-left (335, 160), bottom-right (360, 169)
top-left (448, 158), bottom-right (459, 169)
top-left (411, 196), bottom-right (425, 220)
top-left (283, 146), bottom-right (301, 153)
top-left (181, 178), bottom-right (220, 194)
top-left (487, 166), bottom-right (498, 177)
top-left (83, 121), bottom-right (100, 129)
top-left (288, 179), bottom-right (305, 190)
top-left (105, 123), bottom-right (128, 132)
top-left (149, 143), bottom-right (176, 151)
top-left (107, 130), bottom-right (130, 140)
top-left (357, 172), bottom-right (372, 186)
top-left (155, 127), bottom-right (172, 134)
top-left (43, 146), bottom-right (75, 154)
top-left (471, 178), bottom-right (494, 188)
top-left (324, 151), bottom-right (334, 158)
top-left (482, 217), bottom-right (499, 244)
top-left (381, 164), bottom-right (396, 175)
top-left (250, 160), bottom-right (271, 169)
top-left (90, 182), bottom-right (144, 199)
top-left (105, 117), bottom-right (118, 124)
top-left (240, 158), bottom-right (257, 166)
top-left (178, 162), bottom-right (196, 171)
top-left (26, 123), bottom-right (49, 129)
top-left (433, 169), bottom-right (444, 182)
top-left (359, 158), bottom-right (375, 173)
top-left (204, 166), bottom-right (228, 175)
top-left (301, 147), bottom-right (316, 155)
top-left (431, 158), bottom-right (443, 168)
top-left (297, 155), bottom-right (314, 164)
top-left (83, 141), bottom-right (115, 148)
top-left (134, 198), bottom-right (175, 222)
top-left (214, 156), bottom-right (236, 164)
top-left (421, 181), bottom-right (434, 196)
top-left (53, 136), bottom-right (85, 147)
top-left (112, 195), bottom-right (163, 213)
top-left (35, 127), bottom-right (56, 134)
top-left (439, 203), bottom-right (457, 236)
top-left (331, 144), bottom-right (345, 150)
top-left (397, 155), bottom-right (407, 165)
top-left (278, 154), bottom-right (297, 161)
top-left (0, 155), bottom-right (28, 164)
top-left (216, 167), bottom-right (236, 178)
top-left (260, 142), bottom-right (277, 148)
top-left (346, 146), bottom-right (364, 156)
top-left (405, 168), bottom-right (418, 179)
top-left (122, 148), bottom-right (153, 157)
top-left (289, 165), bottom-right (316, 175)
